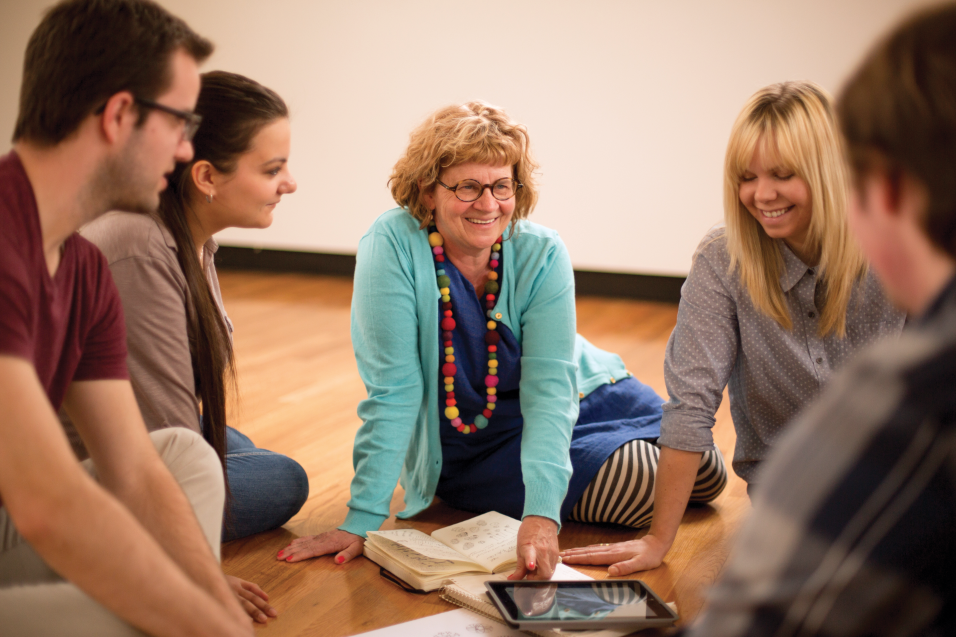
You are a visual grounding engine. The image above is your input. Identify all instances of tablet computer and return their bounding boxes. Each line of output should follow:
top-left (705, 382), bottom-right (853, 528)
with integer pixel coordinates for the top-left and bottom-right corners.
top-left (484, 580), bottom-right (678, 631)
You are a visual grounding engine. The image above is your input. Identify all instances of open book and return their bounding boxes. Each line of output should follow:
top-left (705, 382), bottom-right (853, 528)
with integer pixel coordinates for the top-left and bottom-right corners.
top-left (363, 511), bottom-right (521, 591)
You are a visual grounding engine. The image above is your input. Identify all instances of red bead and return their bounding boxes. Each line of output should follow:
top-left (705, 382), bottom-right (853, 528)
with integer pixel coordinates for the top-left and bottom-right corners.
top-left (488, 345), bottom-right (497, 352)
top-left (442, 363), bottom-right (457, 376)
top-left (445, 399), bottom-right (457, 406)
top-left (486, 301), bottom-right (495, 309)
top-left (490, 260), bottom-right (499, 268)
top-left (498, 236), bottom-right (504, 242)
top-left (435, 255), bottom-right (445, 262)
top-left (442, 331), bottom-right (453, 341)
top-left (441, 317), bottom-right (456, 331)
top-left (444, 340), bottom-right (453, 347)
top-left (447, 392), bottom-right (455, 399)
top-left (444, 310), bottom-right (453, 317)
top-left (485, 331), bottom-right (500, 345)
top-left (485, 375), bottom-right (499, 387)
top-left (486, 294), bottom-right (495, 300)
top-left (487, 395), bottom-right (497, 403)
top-left (442, 303), bottom-right (452, 311)
top-left (482, 409), bottom-right (493, 418)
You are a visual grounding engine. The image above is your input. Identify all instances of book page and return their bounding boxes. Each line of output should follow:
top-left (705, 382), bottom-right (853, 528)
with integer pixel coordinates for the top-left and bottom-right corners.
top-left (367, 528), bottom-right (483, 574)
top-left (431, 511), bottom-right (521, 572)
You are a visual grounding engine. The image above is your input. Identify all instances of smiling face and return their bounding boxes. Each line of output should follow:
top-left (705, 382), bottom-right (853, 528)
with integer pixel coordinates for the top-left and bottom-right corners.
top-left (202, 117), bottom-right (296, 232)
top-left (423, 162), bottom-right (515, 258)
top-left (738, 136), bottom-right (813, 261)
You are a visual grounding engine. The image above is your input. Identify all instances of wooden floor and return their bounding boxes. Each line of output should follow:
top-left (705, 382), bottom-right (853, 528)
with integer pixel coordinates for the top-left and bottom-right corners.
top-left (217, 270), bottom-right (750, 636)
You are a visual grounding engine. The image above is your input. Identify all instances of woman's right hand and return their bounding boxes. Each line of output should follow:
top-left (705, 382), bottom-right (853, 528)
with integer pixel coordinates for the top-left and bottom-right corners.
top-left (560, 534), bottom-right (669, 576)
top-left (276, 529), bottom-right (365, 564)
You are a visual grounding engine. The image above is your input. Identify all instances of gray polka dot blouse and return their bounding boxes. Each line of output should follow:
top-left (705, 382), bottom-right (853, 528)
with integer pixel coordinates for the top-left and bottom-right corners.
top-left (657, 227), bottom-right (906, 483)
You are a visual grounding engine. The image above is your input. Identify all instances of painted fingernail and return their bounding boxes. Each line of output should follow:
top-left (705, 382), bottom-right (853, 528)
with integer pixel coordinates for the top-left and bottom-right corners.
top-left (529, 561), bottom-right (535, 570)
top-left (286, 556), bottom-right (294, 562)
top-left (335, 555), bottom-right (345, 564)
top-left (277, 551), bottom-right (284, 559)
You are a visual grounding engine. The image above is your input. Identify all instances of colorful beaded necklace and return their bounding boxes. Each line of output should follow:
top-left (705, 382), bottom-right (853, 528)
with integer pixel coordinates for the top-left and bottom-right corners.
top-left (428, 226), bottom-right (503, 434)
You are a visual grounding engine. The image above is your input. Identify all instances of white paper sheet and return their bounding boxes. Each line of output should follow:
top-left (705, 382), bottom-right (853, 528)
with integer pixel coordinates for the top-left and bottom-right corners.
top-left (353, 608), bottom-right (526, 637)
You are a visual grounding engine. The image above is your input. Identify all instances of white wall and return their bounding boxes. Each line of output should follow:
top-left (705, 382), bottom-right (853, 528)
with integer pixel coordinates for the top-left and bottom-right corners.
top-left (0, 0), bottom-right (931, 276)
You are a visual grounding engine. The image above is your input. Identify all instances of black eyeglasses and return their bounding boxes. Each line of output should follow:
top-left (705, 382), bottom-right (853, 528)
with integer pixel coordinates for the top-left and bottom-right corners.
top-left (437, 177), bottom-right (522, 202)
top-left (134, 97), bottom-right (202, 141)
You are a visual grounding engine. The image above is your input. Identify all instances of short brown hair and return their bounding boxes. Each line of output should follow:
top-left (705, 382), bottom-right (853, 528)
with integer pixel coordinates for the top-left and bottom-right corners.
top-left (14, 0), bottom-right (213, 145)
top-left (389, 101), bottom-right (539, 228)
top-left (838, 3), bottom-right (956, 259)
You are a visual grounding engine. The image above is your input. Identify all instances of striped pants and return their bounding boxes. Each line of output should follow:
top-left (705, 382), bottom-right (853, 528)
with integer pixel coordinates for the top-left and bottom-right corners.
top-left (570, 440), bottom-right (727, 528)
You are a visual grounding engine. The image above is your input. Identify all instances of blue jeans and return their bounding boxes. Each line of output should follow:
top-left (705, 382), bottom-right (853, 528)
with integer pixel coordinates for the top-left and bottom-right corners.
top-left (223, 427), bottom-right (309, 542)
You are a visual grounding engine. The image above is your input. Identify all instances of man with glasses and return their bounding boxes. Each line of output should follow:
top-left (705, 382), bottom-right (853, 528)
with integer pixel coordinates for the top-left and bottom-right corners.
top-left (0, 1), bottom-right (254, 635)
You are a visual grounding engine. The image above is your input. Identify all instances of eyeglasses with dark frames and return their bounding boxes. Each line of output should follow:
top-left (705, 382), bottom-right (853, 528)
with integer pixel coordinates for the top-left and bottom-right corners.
top-left (134, 97), bottom-right (203, 142)
top-left (437, 177), bottom-right (522, 202)
top-left (93, 97), bottom-right (203, 142)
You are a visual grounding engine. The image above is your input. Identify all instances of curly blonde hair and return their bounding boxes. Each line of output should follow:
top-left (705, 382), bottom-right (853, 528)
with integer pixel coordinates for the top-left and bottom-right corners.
top-left (390, 101), bottom-right (539, 228)
top-left (724, 81), bottom-right (866, 337)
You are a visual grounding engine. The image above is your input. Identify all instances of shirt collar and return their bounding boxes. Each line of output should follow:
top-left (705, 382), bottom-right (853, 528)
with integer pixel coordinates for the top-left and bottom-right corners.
top-left (915, 272), bottom-right (956, 327)
top-left (778, 240), bottom-right (814, 292)
top-left (155, 215), bottom-right (219, 257)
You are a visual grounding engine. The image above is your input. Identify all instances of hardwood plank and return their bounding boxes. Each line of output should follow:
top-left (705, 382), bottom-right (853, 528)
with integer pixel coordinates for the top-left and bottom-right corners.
top-left (216, 271), bottom-right (748, 635)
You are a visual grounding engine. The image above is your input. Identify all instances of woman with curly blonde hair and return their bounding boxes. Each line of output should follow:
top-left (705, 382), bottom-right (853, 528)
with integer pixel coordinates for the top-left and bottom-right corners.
top-left (278, 101), bottom-right (726, 578)
top-left (562, 81), bottom-right (905, 577)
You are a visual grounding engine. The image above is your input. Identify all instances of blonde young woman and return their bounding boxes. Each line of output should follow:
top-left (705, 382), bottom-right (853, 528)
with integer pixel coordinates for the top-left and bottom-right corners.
top-left (563, 81), bottom-right (905, 576)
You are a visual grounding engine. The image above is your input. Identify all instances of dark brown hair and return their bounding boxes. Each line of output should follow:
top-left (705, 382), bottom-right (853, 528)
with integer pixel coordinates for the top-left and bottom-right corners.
top-left (14, 0), bottom-right (213, 145)
top-left (158, 71), bottom-right (288, 474)
top-left (838, 2), bottom-right (956, 259)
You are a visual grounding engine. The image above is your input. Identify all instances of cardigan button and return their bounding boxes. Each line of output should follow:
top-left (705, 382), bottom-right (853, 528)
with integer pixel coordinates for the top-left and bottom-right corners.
top-left (610, 377), bottom-right (616, 383)
top-left (579, 392), bottom-right (584, 399)
top-left (495, 313), bottom-right (502, 319)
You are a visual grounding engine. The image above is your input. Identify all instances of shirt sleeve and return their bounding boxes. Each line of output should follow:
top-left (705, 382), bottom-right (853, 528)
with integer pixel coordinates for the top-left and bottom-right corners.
top-left (0, 231), bottom-right (36, 361)
top-left (516, 235), bottom-right (577, 526)
top-left (72, 250), bottom-right (128, 382)
top-left (342, 230), bottom-right (425, 537)
top-left (105, 253), bottom-right (201, 434)
top-left (658, 247), bottom-right (739, 453)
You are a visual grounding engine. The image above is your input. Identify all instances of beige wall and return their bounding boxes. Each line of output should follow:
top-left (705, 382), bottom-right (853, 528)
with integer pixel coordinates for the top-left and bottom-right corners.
top-left (0, 0), bottom-right (932, 275)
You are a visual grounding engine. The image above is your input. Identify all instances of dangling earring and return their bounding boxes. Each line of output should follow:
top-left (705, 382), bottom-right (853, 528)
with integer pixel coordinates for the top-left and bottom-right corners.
top-left (206, 194), bottom-right (213, 204)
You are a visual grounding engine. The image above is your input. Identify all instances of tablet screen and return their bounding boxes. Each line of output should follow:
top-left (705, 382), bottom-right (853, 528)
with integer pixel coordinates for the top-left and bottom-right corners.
top-left (488, 581), bottom-right (674, 623)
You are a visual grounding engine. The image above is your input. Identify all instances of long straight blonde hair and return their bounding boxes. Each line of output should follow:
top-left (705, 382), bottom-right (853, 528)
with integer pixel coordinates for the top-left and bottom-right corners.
top-left (724, 81), bottom-right (866, 337)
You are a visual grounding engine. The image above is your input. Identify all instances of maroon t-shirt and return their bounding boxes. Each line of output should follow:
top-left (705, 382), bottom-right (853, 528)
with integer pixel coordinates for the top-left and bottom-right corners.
top-left (0, 151), bottom-right (128, 413)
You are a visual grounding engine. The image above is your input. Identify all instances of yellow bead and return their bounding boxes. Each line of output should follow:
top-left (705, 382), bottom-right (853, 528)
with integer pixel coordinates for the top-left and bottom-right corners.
top-left (487, 403), bottom-right (496, 410)
top-left (445, 355), bottom-right (455, 362)
top-left (440, 287), bottom-right (450, 295)
top-left (487, 320), bottom-right (497, 330)
top-left (444, 376), bottom-right (454, 384)
top-left (441, 295), bottom-right (450, 302)
top-left (445, 347), bottom-right (454, 355)
top-left (493, 243), bottom-right (501, 251)
top-left (488, 360), bottom-right (498, 368)
top-left (488, 272), bottom-right (498, 280)
top-left (428, 232), bottom-right (444, 247)
top-left (445, 406), bottom-right (459, 419)
top-left (487, 388), bottom-right (496, 395)
top-left (461, 427), bottom-right (470, 434)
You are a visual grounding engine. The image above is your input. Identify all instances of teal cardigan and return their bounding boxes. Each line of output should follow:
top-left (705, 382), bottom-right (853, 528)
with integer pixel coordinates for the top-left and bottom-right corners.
top-left (341, 208), bottom-right (629, 537)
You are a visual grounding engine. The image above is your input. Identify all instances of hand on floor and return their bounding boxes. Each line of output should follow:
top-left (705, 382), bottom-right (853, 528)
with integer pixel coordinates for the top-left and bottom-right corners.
top-left (225, 575), bottom-right (277, 624)
top-left (559, 535), bottom-right (668, 576)
top-left (277, 528), bottom-right (365, 564)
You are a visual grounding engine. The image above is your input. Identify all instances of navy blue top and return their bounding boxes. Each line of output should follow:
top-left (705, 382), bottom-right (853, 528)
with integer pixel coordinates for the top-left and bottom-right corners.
top-left (435, 255), bottom-right (663, 522)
